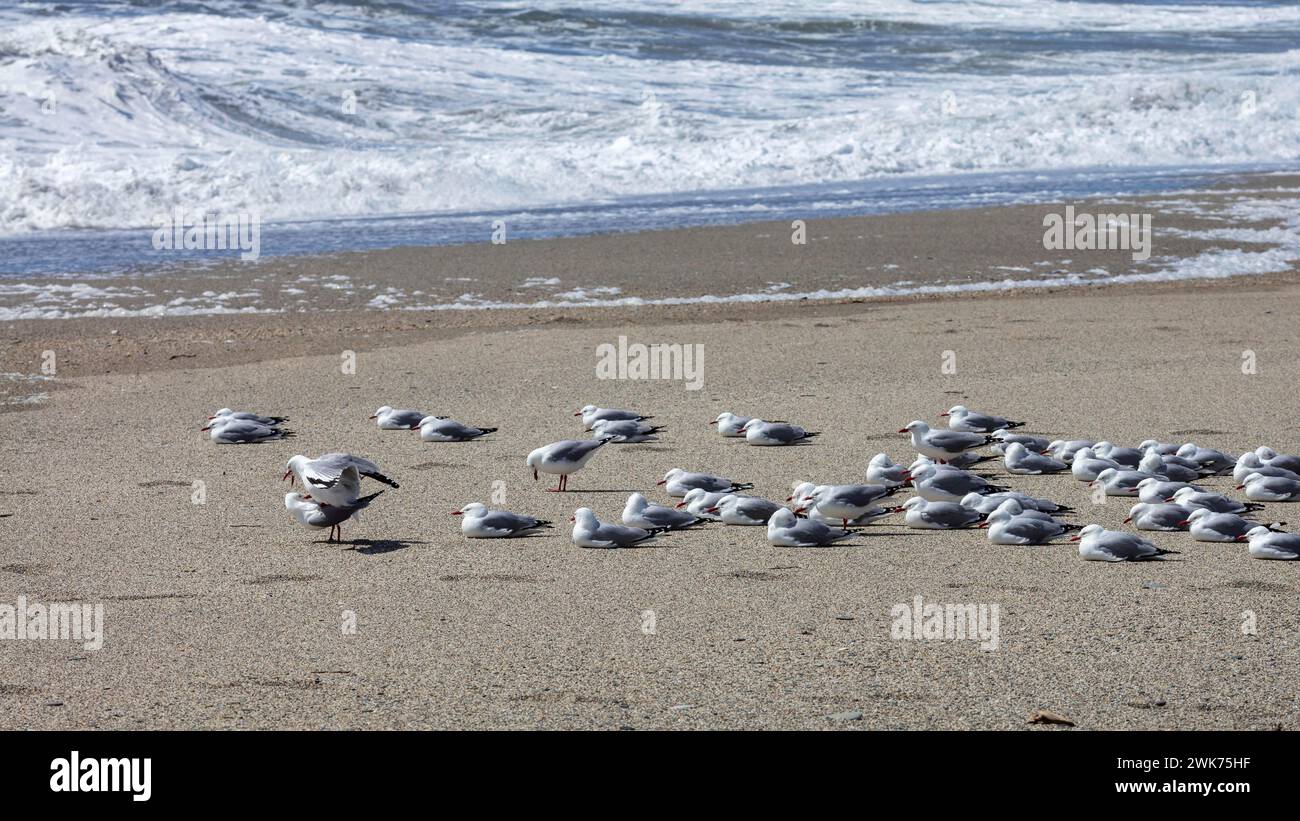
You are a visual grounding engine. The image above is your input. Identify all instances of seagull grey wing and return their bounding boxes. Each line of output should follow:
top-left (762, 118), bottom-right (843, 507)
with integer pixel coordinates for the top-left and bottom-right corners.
top-left (480, 510), bottom-right (542, 534)
top-left (930, 430), bottom-right (985, 452)
top-left (598, 522), bottom-right (654, 545)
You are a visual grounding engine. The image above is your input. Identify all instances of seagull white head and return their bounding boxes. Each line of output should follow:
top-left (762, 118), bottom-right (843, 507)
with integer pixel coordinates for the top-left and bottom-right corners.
top-left (868, 453), bottom-right (893, 467)
top-left (786, 481), bottom-right (816, 503)
top-left (941, 405), bottom-right (967, 418)
top-left (1123, 503), bottom-right (1150, 524)
top-left (571, 507), bottom-right (597, 526)
top-left (452, 502), bottom-right (487, 518)
top-left (1069, 523), bottom-right (1104, 541)
top-left (283, 455), bottom-right (309, 483)
top-left (1236, 472), bottom-right (1266, 489)
top-left (899, 420), bottom-right (930, 435)
top-left (767, 508), bottom-right (797, 529)
top-left (706, 494), bottom-right (740, 515)
top-left (1255, 445), bottom-right (1277, 460)
top-left (574, 404), bottom-right (598, 417)
top-left (656, 468), bottom-right (685, 486)
top-left (1238, 525), bottom-right (1271, 542)
top-left (369, 405), bottom-right (393, 420)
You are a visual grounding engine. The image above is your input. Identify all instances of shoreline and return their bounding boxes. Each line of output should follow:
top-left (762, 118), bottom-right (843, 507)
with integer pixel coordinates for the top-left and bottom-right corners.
top-left (3, 172), bottom-right (1299, 392)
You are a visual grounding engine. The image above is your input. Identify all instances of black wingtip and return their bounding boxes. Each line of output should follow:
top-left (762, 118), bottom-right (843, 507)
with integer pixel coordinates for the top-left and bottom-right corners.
top-left (731, 482), bottom-right (755, 491)
top-left (1006, 421), bottom-right (1027, 429)
top-left (479, 427), bottom-right (498, 434)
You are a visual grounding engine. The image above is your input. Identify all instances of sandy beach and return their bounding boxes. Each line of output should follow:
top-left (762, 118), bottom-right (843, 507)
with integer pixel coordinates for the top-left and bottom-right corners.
top-left (3, 253), bottom-right (1298, 729)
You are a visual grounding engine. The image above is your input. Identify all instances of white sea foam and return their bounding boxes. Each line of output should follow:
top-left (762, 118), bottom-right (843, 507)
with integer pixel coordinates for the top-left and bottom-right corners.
top-left (1, 2), bottom-right (1298, 236)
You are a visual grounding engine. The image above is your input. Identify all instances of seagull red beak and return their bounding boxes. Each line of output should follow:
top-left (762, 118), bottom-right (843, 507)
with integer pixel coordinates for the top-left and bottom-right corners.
top-left (572, 411), bottom-right (582, 416)
top-left (207, 415), bottom-right (216, 420)
top-left (283, 470), bottom-right (293, 482)
top-left (1236, 484), bottom-right (1246, 489)
top-left (410, 424), bottom-right (420, 430)
top-left (1177, 520), bottom-right (1189, 526)
top-left (1069, 535), bottom-right (1081, 541)
top-left (569, 515), bottom-right (576, 522)
top-left (897, 428), bottom-right (908, 433)
top-left (674, 501), bottom-right (686, 508)
top-left (368, 414), bottom-right (378, 419)
top-left (533, 469), bottom-right (539, 481)
top-left (794, 507), bottom-right (807, 514)
top-left (939, 412), bottom-right (950, 417)
top-left (785, 495), bottom-right (794, 501)
top-left (705, 507), bottom-right (719, 513)
top-left (451, 510), bottom-right (462, 516)
top-left (655, 479), bottom-right (666, 485)
top-left (1122, 516), bottom-right (1132, 523)
top-left (200, 425), bottom-right (211, 431)
top-left (1235, 534), bottom-right (1248, 541)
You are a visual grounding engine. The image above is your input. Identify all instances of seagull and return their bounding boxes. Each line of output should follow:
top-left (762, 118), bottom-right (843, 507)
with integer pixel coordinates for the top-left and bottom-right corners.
top-left (1253, 447), bottom-right (1300, 474)
top-left (1123, 502), bottom-right (1193, 531)
top-left (675, 488), bottom-right (729, 519)
top-left (959, 491), bottom-right (1072, 515)
top-left (1072, 524), bottom-right (1169, 561)
top-left (283, 453), bottom-right (399, 507)
top-left (370, 406), bottom-right (431, 430)
top-left (658, 468), bottom-right (753, 498)
top-left (203, 417), bottom-right (293, 444)
top-left (575, 405), bottom-right (651, 429)
top-left (526, 438), bottom-right (615, 492)
top-left (209, 408), bottom-right (288, 426)
top-left (285, 490), bottom-right (383, 542)
top-left (1070, 448), bottom-right (1121, 482)
top-left (741, 419), bottom-right (817, 446)
top-left (866, 453), bottom-right (911, 487)
top-left (1238, 472), bottom-right (1300, 502)
top-left (1093, 468), bottom-right (1157, 497)
top-left (1138, 449), bottom-right (1202, 483)
top-left (571, 507), bottom-right (666, 548)
top-left (452, 502), bottom-right (551, 538)
top-left (806, 504), bottom-right (902, 527)
top-left (1185, 509), bottom-right (1275, 543)
top-left (710, 412), bottom-right (764, 437)
top-left (901, 497), bottom-right (983, 529)
top-left (1238, 525), bottom-right (1300, 559)
top-left (1003, 442), bottom-right (1068, 474)
top-left (941, 405), bottom-right (1024, 433)
top-left (1171, 487), bottom-right (1262, 514)
top-left (1134, 477), bottom-right (1200, 504)
top-left (1046, 439), bottom-right (1097, 464)
top-left (1233, 452), bottom-right (1300, 483)
top-left (910, 464), bottom-right (1005, 503)
top-left (982, 501), bottom-right (1078, 544)
top-left (415, 416), bottom-right (497, 442)
top-left (1093, 442), bottom-right (1144, 469)
top-left (708, 494), bottom-right (784, 526)
top-left (1138, 439), bottom-right (1182, 456)
top-left (899, 421), bottom-right (993, 463)
top-left (1175, 443), bottom-right (1236, 475)
top-left (796, 483), bottom-right (901, 526)
top-left (591, 418), bottom-right (665, 443)
top-left (990, 429), bottom-right (1051, 453)
top-left (623, 493), bottom-right (707, 529)
top-left (766, 508), bottom-right (852, 546)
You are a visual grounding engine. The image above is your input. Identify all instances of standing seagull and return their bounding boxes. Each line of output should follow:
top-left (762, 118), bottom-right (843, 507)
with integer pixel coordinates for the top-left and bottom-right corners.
top-left (452, 502), bottom-right (551, 538)
top-left (571, 507), bottom-right (667, 548)
top-left (622, 493), bottom-right (707, 529)
top-left (741, 419), bottom-right (818, 446)
top-left (283, 453), bottom-right (399, 507)
top-left (1072, 524), bottom-right (1169, 561)
top-left (371, 406), bottom-right (431, 429)
top-left (285, 490), bottom-right (383, 543)
top-left (899, 421), bottom-right (993, 463)
top-left (203, 417), bottom-right (293, 444)
top-left (526, 438), bottom-right (615, 492)
top-left (766, 508), bottom-right (852, 547)
top-left (415, 416), bottom-right (497, 442)
top-left (1238, 526), bottom-right (1300, 559)
top-left (942, 405), bottom-right (1025, 433)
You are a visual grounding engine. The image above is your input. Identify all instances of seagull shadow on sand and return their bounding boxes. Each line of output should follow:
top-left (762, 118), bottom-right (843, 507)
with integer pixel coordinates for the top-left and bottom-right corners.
top-left (337, 538), bottom-right (428, 555)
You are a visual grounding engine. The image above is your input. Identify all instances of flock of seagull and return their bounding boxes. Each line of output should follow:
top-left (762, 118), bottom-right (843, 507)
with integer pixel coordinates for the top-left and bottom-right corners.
top-left (203, 403), bottom-right (1300, 560)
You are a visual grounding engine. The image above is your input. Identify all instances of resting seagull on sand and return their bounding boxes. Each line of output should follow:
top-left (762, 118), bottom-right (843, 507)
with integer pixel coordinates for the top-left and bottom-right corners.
top-left (452, 502), bottom-right (551, 538)
top-left (203, 417), bottom-right (294, 444)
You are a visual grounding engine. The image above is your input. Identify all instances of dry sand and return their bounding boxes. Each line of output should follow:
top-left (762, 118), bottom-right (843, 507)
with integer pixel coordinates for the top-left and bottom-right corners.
top-left (2, 272), bottom-right (1299, 730)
